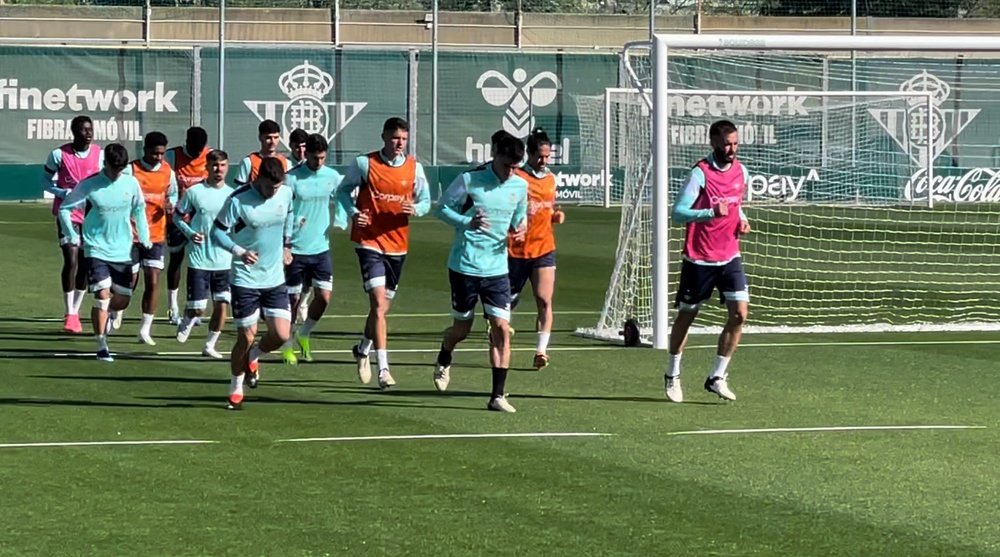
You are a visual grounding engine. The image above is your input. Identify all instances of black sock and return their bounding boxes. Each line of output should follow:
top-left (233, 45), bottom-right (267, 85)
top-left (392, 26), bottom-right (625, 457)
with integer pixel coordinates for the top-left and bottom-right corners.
top-left (491, 367), bottom-right (508, 399)
top-left (437, 347), bottom-right (453, 367)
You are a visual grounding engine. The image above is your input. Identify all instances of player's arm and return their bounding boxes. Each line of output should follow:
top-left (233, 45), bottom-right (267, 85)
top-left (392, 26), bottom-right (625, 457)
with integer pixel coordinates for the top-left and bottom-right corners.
top-left (233, 157), bottom-right (251, 186)
top-left (671, 167), bottom-right (715, 224)
top-left (211, 196), bottom-right (248, 257)
top-left (172, 194), bottom-right (198, 239)
top-left (57, 180), bottom-right (89, 245)
top-left (434, 173), bottom-right (474, 229)
top-left (411, 163), bottom-right (432, 217)
top-left (334, 157), bottom-right (364, 226)
top-left (510, 186), bottom-right (528, 232)
top-left (167, 170), bottom-right (179, 209)
top-left (131, 182), bottom-right (152, 248)
top-left (41, 149), bottom-right (66, 199)
top-left (739, 165), bottom-right (751, 233)
top-left (164, 148), bottom-right (175, 169)
top-left (327, 169), bottom-right (351, 230)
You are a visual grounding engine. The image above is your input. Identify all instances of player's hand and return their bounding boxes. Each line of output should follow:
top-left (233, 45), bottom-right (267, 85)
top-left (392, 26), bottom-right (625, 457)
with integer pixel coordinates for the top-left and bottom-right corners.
top-left (141, 241), bottom-right (153, 250)
top-left (551, 205), bottom-right (566, 224)
top-left (353, 210), bottom-right (371, 228)
top-left (241, 251), bottom-right (259, 265)
top-left (739, 220), bottom-right (751, 235)
top-left (283, 247), bottom-right (293, 266)
top-left (714, 199), bottom-right (729, 217)
top-left (192, 233), bottom-right (205, 244)
top-left (470, 208), bottom-right (490, 231)
top-left (401, 200), bottom-right (416, 216)
top-left (510, 223), bottom-right (527, 243)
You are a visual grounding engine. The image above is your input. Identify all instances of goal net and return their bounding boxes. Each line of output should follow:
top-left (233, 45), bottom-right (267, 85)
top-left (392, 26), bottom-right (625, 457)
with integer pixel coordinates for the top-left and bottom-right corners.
top-left (579, 36), bottom-right (1000, 346)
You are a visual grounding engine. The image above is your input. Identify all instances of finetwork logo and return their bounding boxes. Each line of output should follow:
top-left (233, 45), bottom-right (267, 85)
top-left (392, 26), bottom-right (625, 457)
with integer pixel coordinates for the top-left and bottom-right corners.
top-left (243, 60), bottom-right (366, 148)
top-left (868, 71), bottom-right (1000, 203)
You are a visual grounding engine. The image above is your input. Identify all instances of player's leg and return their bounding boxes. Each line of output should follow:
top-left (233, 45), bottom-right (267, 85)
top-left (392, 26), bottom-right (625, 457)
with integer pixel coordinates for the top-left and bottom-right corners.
top-left (280, 254), bottom-right (306, 365)
top-left (497, 256), bottom-right (531, 344)
top-left (663, 260), bottom-right (715, 403)
top-left (166, 225), bottom-right (187, 325)
top-left (228, 285), bottom-right (261, 409)
top-left (352, 249), bottom-right (383, 384)
top-left (256, 286), bottom-right (293, 370)
top-left (203, 271), bottom-right (230, 359)
top-left (433, 271), bottom-right (479, 392)
top-left (294, 253), bottom-right (333, 363)
top-left (704, 259), bottom-right (749, 401)
top-left (528, 252), bottom-right (556, 369)
top-left (137, 244), bottom-right (164, 345)
top-left (483, 274), bottom-right (515, 412)
top-left (296, 286), bottom-right (312, 325)
top-left (177, 267), bottom-right (208, 343)
top-left (369, 254), bottom-right (405, 388)
top-left (87, 258), bottom-right (114, 361)
top-left (58, 221), bottom-right (86, 333)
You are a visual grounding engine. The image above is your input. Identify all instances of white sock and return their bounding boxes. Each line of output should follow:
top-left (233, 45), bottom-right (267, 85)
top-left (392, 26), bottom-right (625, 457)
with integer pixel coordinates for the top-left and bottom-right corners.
top-left (63, 291), bottom-right (74, 315)
top-left (168, 289), bottom-right (179, 311)
top-left (536, 332), bottom-right (551, 354)
top-left (710, 355), bottom-right (731, 379)
top-left (95, 334), bottom-right (108, 352)
top-left (248, 344), bottom-right (263, 362)
top-left (358, 335), bottom-right (373, 355)
top-left (229, 373), bottom-right (244, 396)
top-left (205, 330), bottom-right (221, 348)
top-left (72, 289), bottom-right (87, 314)
top-left (299, 318), bottom-right (318, 338)
top-left (140, 313), bottom-right (155, 335)
top-left (376, 349), bottom-right (389, 371)
top-left (668, 353), bottom-right (682, 378)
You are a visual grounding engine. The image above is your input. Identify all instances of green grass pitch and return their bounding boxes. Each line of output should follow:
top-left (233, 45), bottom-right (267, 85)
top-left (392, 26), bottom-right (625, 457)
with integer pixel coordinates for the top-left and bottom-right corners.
top-left (0, 203), bottom-right (998, 556)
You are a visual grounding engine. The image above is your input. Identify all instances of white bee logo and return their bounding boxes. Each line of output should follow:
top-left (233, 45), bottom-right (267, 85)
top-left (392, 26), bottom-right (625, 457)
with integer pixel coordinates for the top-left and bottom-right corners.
top-left (477, 68), bottom-right (560, 138)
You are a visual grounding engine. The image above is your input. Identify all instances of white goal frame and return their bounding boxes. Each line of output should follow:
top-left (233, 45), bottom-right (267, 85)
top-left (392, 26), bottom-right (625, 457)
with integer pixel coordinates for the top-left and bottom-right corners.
top-left (647, 34), bottom-right (1000, 350)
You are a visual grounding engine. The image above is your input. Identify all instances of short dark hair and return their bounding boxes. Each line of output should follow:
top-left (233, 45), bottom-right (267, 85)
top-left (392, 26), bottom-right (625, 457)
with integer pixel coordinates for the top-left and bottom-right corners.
top-left (709, 120), bottom-right (738, 140)
top-left (494, 135), bottom-right (525, 161)
top-left (256, 157), bottom-right (285, 185)
top-left (70, 115), bottom-right (92, 136)
top-left (491, 129), bottom-right (514, 148)
top-left (206, 149), bottom-right (228, 165)
top-left (305, 133), bottom-right (328, 154)
top-left (186, 126), bottom-right (209, 152)
top-left (527, 127), bottom-right (551, 155)
top-left (104, 143), bottom-right (129, 169)
top-left (289, 128), bottom-right (309, 145)
top-left (382, 117), bottom-right (409, 134)
top-left (143, 131), bottom-right (168, 150)
top-left (258, 119), bottom-right (281, 136)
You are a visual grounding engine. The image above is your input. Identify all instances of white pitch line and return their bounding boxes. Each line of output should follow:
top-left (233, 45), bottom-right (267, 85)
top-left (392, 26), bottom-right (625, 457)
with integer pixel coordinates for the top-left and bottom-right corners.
top-left (14, 310), bottom-right (598, 323)
top-left (0, 439), bottom-right (219, 449)
top-left (149, 345), bottom-right (619, 357)
top-left (666, 425), bottom-right (987, 437)
top-left (277, 432), bottom-right (613, 443)
top-left (688, 339), bottom-right (1000, 350)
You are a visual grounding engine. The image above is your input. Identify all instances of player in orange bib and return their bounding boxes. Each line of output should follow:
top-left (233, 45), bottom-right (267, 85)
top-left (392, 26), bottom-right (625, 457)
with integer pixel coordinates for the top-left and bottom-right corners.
top-left (337, 117), bottom-right (431, 389)
top-left (235, 119), bottom-right (291, 186)
top-left (126, 131), bottom-right (178, 345)
top-left (165, 126), bottom-right (211, 325)
top-left (508, 129), bottom-right (565, 369)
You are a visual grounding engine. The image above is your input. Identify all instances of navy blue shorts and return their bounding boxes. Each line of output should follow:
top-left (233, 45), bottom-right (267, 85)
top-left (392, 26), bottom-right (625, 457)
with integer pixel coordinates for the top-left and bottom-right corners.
top-left (449, 270), bottom-right (511, 322)
top-left (166, 221), bottom-right (188, 253)
top-left (86, 257), bottom-right (134, 296)
top-left (285, 251), bottom-right (333, 294)
top-left (231, 284), bottom-right (291, 328)
top-left (675, 257), bottom-right (750, 310)
top-left (186, 268), bottom-right (231, 310)
top-left (508, 250), bottom-right (556, 298)
top-left (131, 242), bottom-right (165, 271)
top-left (357, 248), bottom-right (406, 299)
top-left (56, 220), bottom-right (82, 247)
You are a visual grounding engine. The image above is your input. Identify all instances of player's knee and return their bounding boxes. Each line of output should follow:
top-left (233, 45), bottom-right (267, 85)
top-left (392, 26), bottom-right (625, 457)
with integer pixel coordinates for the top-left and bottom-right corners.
top-left (728, 309), bottom-right (747, 327)
top-left (490, 321), bottom-right (510, 344)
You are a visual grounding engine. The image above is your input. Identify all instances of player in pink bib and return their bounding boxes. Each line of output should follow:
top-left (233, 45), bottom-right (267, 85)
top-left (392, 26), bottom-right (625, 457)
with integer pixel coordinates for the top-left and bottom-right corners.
top-left (43, 115), bottom-right (104, 334)
top-left (663, 120), bottom-right (752, 403)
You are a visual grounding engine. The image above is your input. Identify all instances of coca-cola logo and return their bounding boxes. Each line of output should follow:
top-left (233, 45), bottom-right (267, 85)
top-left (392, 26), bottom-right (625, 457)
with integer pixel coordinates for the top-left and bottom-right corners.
top-left (904, 168), bottom-right (1000, 203)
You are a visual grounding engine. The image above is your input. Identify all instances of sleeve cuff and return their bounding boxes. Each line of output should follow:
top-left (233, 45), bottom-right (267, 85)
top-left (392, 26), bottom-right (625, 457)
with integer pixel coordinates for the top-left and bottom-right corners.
top-left (231, 245), bottom-right (247, 257)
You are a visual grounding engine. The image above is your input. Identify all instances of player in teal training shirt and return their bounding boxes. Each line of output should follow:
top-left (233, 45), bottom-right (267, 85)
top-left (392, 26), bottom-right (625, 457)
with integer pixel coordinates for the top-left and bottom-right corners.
top-left (433, 134), bottom-right (528, 413)
top-left (211, 157), bottom-right (294, 410)
top-left (279, 133), bottom-right (344, 365)
top-left (58, 143), bottom-right (151, 362)
top-left (173, 149), bottom-right (235, 359)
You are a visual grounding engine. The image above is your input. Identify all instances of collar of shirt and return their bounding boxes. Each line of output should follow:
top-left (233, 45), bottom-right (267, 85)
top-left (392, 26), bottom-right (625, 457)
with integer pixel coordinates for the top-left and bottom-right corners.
top-left (706, 152), bottom-right (736, 172)
top-left (522, 165), bottom-right (549, 179)
top-left (137, 158), bottom-right (163, 172)
top-left (377, 150), bottom-right (406, 168)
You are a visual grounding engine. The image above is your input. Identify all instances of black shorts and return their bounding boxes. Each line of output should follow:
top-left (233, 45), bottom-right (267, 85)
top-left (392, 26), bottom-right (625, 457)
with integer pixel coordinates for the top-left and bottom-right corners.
top-left (508, 250), bottom-right (556, 298)
top-left (131, 242), bottom-right (165, 271)
top-left (357, 248), bottom-right (406, 299)
top-left (166, 221), bottom-right (188, 253)
top-left (675, 257), bottom-right (750, 310)
top-left (186, 268), bottom-right (231, 310)
top-left (285, 251), bottom-right (333, 293)
top-left (449, 270), bottom-right (511, 322)
top-left (57, 220), bottom-right (82, 247)
top-left (86, 257), bottom-right (134, 296)
top-left (231, 284), bottom-right (291, 328)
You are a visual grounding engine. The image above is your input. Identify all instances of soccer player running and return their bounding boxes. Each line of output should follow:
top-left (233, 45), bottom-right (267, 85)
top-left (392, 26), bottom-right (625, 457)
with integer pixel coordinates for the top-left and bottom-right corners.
top-left (165, 126), bottom-right (211, 325)
top-left (58, 143), bottom-right (150, 362)
top-left (43, 115), bottom-right (103, 334)
top-left (212, 158), bottom-right (294, 411)
top-left (126, 131), bottom-right (178, 346)
top-left (279, 134), bottom-right (344, 365)
top-left (235, 119), bottom-right (290, 186)
top-left (338, 117), bottom-right (430, 388)
top-left (433, 134), bottom-right (528, 413)
top-left (508, 128), bottom-right (565, 370)
top-left (665, 119), bottom-right (751, 403)
top-left (173, 150), bottom-right (234, 359)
